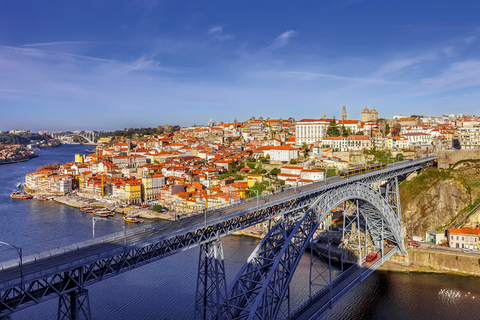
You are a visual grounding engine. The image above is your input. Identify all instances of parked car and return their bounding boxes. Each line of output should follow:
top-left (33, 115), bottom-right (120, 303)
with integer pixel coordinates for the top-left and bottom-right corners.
top-left (462, 248), bottom-right (471, 254)
top-left (408, 240), bottom-right (420, 247)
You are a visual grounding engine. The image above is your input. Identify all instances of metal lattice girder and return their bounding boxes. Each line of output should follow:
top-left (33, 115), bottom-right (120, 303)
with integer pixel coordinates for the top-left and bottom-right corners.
top-left (1, 158), bottom-right (431, 317)
top-left (58, 288), bottom-right (91, 320)
top-left (312, 182), bottom-right (405, 254)
top-left (225, 181), bottom-right (405, 319)
top-left (194, 240), bottom-right (228, 320)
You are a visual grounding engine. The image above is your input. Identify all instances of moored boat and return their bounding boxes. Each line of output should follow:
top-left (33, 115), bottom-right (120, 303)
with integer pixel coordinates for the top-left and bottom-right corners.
top-left (38, 195), bottom-right (49, 201)
top-left (81, 206), bottom-right (96, 213)
top-left (124, 216), bottom-right (139, 223)
top-left (11, 192), bottom-right (32, 199)
top-left (93, 208), bottom-right (114, 217)
top-left (93, 211), bottom-right (109, 218)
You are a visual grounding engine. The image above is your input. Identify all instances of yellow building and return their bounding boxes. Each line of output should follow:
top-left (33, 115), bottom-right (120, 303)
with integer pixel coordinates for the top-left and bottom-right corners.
top-left (125, 179), bottom-right (142, 204)
top-left (75, 154), bottom-right (84, 163)
top-left (247, 174), bottom-right (263, 188)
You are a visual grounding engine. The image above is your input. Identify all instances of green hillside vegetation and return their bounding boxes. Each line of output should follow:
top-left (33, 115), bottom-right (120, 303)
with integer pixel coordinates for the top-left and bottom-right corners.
top-left (0, 132), bottom-right (52, 145)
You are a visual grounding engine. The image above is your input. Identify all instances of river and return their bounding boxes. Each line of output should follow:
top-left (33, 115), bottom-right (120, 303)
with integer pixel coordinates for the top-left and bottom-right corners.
top-left (1, 145), bottom-right (479, 319)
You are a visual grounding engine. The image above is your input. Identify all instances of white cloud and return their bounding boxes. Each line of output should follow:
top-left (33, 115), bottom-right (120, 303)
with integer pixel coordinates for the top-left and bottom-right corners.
top-left (208, 26), bottom-right (233, 41)
top-left (269, 30), bottom-right (296, 51)
top-left (464, 36), bottom-right (476, 45)
top-left (23, 41), bottom-right (95, 47)
top-left (373, 54), bottom-right (436, 78)
top-left (417, 60), bottom-right (480, 92)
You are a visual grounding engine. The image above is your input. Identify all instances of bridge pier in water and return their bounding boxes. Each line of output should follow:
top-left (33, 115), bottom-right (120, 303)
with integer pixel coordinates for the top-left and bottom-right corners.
top-left (194, 240), bottom-right (228, 320)
top-left (58, 288), bottom-right (91, 320)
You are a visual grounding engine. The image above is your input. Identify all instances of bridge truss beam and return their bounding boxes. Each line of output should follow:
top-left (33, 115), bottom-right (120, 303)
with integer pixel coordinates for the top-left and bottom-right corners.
top-left (225, 180), bottom-right (404, 319)
top-left (0, 158), bottom-right (430, 318)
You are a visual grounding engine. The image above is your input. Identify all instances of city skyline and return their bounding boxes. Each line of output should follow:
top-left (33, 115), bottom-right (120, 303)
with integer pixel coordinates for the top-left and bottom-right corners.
top-left (1, 1), bottom-right (480, 131)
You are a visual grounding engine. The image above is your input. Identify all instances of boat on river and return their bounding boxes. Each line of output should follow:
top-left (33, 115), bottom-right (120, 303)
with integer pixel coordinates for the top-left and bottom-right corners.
top-left (124, 216), bottom-right (139, 223)
top-left (93, 211), bottom-right (109, 218)
top-left (93, 208), bottom-right (114, 217)
top-left (11, 192), bottom-right (32, 199)
top-left (38, 195), bottom-right (50, 201)
top-left (81, 206), bottom-right (96, 213)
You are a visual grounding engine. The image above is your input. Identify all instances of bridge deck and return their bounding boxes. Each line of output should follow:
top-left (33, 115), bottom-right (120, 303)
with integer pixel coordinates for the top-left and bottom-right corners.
top-left (0, 157), bottom-right (434, 315)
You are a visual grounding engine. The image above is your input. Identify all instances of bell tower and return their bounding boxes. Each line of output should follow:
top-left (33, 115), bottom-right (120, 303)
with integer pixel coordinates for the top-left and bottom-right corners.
top-left (342, 104), bottom-right (347, 121)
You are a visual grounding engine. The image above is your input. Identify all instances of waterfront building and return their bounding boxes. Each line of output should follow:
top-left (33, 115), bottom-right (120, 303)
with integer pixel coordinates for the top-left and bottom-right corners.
top-left (447, 227), bottom-right (480, 250)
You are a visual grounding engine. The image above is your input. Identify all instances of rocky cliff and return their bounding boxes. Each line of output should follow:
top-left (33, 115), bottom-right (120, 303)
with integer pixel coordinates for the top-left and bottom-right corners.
top-left (400, 160), bottom-right (480, 237)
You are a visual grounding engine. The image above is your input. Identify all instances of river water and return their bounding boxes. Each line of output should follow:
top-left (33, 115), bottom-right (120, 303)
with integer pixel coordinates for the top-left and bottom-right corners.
top-left (1, 145), bottom-right (479, 319)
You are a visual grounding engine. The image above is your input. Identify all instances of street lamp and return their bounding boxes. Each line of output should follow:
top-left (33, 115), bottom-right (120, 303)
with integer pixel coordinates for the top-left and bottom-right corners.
top-left (0, 241), bottom-right (23, 285)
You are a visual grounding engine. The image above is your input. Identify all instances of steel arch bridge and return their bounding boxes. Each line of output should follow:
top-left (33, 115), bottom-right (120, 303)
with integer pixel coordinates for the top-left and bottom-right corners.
top-left (0, 157), bottom-right (435, 320)
top-left (195, 177), bottom-right (406, 320)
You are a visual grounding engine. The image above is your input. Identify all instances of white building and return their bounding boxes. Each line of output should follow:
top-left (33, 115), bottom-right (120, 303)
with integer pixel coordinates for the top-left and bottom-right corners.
top-left (295, 118), bottom-right (330, 145)
top-left (403, 133), bottom-right (432, 146)
top-left (459, 126), bottom-right (480, 149)
top-left (269, 145), bottom-right (299, 163)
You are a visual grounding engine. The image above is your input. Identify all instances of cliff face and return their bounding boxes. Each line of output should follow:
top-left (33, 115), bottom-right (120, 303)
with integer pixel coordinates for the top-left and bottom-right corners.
top-left (400, 162), bottom-right (480, 237)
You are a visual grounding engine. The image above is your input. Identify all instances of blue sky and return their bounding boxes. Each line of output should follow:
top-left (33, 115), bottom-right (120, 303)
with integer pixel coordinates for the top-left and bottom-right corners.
top-left (1, 1), bottom-right (479, 131)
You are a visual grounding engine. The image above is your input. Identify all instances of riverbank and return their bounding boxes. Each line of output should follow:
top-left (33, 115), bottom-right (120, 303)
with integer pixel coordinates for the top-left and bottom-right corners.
top-left (379, 247), bottom-right (480, 277)
top-left (52, 195), bottom-right (175, 220)
top-left (0, 154), bottom-right (38, 165)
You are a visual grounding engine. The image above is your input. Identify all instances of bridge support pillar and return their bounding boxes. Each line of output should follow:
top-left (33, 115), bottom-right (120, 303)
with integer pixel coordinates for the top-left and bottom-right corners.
top-left (58, 288), bottom-right (91, 320)
top-left (194, 240), bottom-right (227, 320)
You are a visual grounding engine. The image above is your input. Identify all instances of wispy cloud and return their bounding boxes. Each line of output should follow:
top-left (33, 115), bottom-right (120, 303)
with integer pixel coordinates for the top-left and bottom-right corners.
top-left (373, 54), bottom-right (437, 78)
top-left (208, 26), bottom-right (234, 41)
top-left (417, 60), bottom-right (480, 92)
top-left (24, 41), bottom-right (95, 47)
top-left (283, 71), bottom-right (400, 85)
top-left (464, 36), bottom-right (476, 45)
top-left (268, 30), bottom-right (296, 51)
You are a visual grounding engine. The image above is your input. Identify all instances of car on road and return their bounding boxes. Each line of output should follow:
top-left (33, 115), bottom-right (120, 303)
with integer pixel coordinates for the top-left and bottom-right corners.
top-left (462, 248), bottom-right (471, 254)
top-left (408, 240), bottom-right (420, 247)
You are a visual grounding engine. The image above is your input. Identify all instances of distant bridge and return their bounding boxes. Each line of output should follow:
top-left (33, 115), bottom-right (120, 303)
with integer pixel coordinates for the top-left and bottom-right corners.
top-left (52, 131), bottom-right (98, 144)
top-left (0, 157), bottom-right (436, 319)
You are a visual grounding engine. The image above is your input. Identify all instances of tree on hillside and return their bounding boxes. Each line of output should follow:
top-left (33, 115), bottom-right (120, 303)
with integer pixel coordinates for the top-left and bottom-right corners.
top-left (327, 121), bottom-right (340, 137)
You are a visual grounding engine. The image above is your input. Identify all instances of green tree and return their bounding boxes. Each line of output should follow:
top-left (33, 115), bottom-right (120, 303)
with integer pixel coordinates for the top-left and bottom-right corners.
top-left (152, 205), bottom-right (163, 212)
top-left (327, 121), bottom-right (340, 137)
top-left (342, 127), bottom-right (352, 137)
top-left (290, 158), bottom-right (297, 165)
top-left (269, 168), bottom-right (280, 176)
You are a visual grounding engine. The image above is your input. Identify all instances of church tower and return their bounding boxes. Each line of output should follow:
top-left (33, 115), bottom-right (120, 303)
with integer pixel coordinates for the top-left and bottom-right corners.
top-left (342, 104), bottom-right (347, 121)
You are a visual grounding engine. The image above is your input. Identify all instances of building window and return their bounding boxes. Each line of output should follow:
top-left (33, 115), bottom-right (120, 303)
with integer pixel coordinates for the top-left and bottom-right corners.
top-left (462, 237), bottom-right (464, 241)
top-left (451, 236), bottom-right (453, 240)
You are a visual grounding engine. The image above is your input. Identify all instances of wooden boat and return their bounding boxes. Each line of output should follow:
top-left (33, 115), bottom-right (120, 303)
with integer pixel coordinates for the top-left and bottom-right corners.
top-left (93, 211), bottom-right (109, 218)
top-left (124, 217), bottom-right (139, 224)
top-left (93, 208), bottom-right (114, 217)
top-left (81, 206), bottom-right (96, 213)
top-left (11, 192), bottom-right (32, 199)
top-left (38, 195), bottom-right (49, 201)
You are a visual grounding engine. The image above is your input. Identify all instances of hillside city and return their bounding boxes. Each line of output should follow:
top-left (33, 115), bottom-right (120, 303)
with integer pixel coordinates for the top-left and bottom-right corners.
top-left (8, 106), bottom-right (480, 252)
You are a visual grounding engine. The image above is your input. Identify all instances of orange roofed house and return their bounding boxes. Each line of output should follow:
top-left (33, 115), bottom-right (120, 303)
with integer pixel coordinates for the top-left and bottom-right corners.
top-left (447, 227), bottom-right (480, 250)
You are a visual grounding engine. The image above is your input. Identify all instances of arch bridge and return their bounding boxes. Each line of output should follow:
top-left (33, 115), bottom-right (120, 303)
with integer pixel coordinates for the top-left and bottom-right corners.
top-left (0, 157), bottom-right (435, 319)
